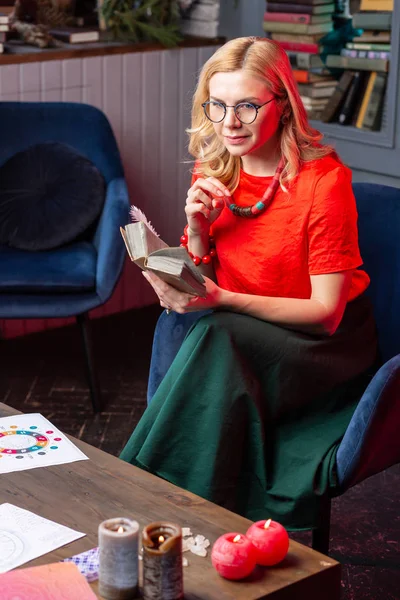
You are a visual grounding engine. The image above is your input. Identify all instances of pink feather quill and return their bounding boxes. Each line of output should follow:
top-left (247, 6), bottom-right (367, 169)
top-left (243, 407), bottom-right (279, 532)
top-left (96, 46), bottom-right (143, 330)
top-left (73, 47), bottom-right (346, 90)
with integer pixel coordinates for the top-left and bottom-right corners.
top-left (129, 205), bottom-right (160, 237)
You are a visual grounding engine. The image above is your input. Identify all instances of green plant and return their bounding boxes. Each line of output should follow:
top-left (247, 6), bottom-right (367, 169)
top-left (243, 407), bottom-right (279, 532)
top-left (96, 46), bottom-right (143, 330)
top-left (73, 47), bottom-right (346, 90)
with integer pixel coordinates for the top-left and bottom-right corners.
top-left (101, 0), bottom-right (182, 47)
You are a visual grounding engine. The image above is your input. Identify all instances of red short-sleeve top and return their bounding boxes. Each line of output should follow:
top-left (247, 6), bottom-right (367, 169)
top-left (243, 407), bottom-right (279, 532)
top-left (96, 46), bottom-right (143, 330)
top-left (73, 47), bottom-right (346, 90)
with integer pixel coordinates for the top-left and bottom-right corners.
top-left (191, 155), bottom-right (369, 302)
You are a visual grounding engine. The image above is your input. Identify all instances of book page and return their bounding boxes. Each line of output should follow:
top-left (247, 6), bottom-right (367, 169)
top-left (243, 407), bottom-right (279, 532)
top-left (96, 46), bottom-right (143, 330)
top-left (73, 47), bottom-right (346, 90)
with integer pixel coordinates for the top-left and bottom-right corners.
top-left (148, 247), bottom-right (205, 284)
top-left (124, 222), bottom-right (168, 261)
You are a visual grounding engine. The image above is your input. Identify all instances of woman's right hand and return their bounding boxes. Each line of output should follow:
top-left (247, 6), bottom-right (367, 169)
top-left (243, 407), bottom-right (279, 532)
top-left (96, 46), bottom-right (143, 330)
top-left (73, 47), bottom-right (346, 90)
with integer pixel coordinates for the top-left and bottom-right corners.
top-left (185, 177), bottom-right (231, 236)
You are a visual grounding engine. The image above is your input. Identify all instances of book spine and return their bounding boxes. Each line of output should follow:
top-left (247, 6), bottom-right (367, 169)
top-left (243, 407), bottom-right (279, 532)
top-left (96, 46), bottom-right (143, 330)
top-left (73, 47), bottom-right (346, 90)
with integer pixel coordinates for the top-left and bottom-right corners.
top-left (267, 3), bottom-right (314, 14)
top-left (267, 0), bottom-right (330, 4)
top-left (287, 51), bottom-right (322, 69)
top-left (320, 70), bottom-right (355, 122)
top-left (355, 71), bottom-right (377, 128)
top-left (264, 12), bottom-right (311, 24)
top-left (271, 32), bottom-right (324, 43)
top-left (326, 55), bottom-right (389, 72)
top-left (342, 49), bottom-right (390, 60)
top-left (262, 21), bottom-right (331, 34)
top-left (292, 69), bottom-right (312, 83)
top-left (297, 83), bottom-right (336, 98)
top-left (337, 71), bottom-right (364, 125)
top-left (346, 42), bottom-right (391, 51)
top-left (360, 0), bottom-right (393, 10)
top-left (362, 72), bottom-right (387, 130)
top-left (277, 40), bottom-right (319, 52)
top-left (352, 12), bottom-right (392, 31)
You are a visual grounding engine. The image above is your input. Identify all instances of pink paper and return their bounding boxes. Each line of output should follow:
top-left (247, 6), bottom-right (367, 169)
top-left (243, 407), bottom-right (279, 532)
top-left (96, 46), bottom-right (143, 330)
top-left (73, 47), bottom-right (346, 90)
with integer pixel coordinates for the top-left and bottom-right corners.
top-left (0, 562), bottom-right (97, 599)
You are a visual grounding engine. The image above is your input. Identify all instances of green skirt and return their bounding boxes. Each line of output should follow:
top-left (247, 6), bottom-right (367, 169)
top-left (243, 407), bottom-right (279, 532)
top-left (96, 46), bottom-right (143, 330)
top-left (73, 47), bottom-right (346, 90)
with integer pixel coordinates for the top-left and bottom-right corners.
top-left (120, 296), bottom-right (377, 530)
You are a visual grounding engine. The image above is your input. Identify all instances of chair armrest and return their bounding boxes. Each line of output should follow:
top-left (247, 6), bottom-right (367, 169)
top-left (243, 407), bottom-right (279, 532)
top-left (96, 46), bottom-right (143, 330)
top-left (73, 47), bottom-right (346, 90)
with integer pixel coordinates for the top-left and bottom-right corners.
top-left (336, 354), bottom-right (400, 491)
top-left (93, 178), bottom-right (130, 302)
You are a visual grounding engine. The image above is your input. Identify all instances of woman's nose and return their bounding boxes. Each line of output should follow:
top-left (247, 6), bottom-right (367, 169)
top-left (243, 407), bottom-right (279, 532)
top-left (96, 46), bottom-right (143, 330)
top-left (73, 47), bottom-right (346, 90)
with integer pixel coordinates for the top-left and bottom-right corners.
top-left (224, 106), bottom-right (241, 127)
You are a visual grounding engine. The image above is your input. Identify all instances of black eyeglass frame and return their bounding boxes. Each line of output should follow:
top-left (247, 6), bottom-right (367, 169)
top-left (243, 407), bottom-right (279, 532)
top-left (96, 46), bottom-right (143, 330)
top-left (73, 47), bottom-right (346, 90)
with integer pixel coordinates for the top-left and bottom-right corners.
top-left (201, 98), bottom-right (275, 124)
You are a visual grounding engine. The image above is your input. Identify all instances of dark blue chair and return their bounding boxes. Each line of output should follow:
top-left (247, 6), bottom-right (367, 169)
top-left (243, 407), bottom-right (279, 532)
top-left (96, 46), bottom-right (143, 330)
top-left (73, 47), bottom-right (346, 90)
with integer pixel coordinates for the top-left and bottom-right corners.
top-left (147, 183), bottom-right (400, 554)
top-left (0, 102), bottom-right (130, 413)
top-left (312, 182), bottom-right (400, 554)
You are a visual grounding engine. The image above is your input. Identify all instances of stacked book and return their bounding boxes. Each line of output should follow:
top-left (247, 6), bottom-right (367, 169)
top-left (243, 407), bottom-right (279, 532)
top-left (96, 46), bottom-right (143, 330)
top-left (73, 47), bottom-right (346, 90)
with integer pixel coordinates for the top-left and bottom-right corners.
top-left (180, 0), bottom-right (220, 39)
top-left (263, 0), bottom-right (337, 120)
top-left (321, 0), bottom-right (392, 130)
top-left (0, 4), bottom-right (17, 52)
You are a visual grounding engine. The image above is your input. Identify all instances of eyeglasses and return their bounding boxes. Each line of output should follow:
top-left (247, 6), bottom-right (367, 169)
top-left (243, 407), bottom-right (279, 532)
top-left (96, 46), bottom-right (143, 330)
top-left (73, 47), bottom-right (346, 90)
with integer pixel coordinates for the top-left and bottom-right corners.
top-left (202, 99), bottom-right (274, 125)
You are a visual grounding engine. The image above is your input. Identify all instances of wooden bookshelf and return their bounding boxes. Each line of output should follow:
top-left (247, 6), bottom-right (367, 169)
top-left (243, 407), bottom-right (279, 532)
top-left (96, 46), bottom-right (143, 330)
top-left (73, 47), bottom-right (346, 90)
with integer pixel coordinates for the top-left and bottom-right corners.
top-left (0, 36), bottom-right (225, 66)
top-left (310, 0), bottom-right (399, 153)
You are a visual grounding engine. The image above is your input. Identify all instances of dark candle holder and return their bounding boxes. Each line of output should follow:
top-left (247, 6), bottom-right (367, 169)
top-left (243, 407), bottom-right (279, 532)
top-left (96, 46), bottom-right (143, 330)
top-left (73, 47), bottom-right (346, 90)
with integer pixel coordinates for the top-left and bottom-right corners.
top-left (142, 522), bottom-right (183, 600)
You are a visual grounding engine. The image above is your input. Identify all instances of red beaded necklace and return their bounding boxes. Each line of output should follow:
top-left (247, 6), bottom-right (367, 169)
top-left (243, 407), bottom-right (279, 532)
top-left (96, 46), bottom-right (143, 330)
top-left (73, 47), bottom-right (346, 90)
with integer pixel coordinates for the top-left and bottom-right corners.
top-left (226, 157), bottom-right (285, 217)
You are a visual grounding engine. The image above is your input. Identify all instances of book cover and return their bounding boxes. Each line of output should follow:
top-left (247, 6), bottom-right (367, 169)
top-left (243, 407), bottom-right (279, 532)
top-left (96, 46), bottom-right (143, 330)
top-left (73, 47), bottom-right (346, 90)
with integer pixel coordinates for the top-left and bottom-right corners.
top-left (266, 2), bottom-right (335, 14)
top-left (0, 562), bottom-right (97, 600)
top-left (320, 70), bottom-right (356, 122)
top-left (49, 26), bottom-right (100, 43)
top-left (325, 54), bottom-right (389, 72)
top-left (262, 20), bottom-right (332, 34)
top-left (264, 12), bottom-right (332, 24)
top-left (121, 221), bottom-right (206, 297)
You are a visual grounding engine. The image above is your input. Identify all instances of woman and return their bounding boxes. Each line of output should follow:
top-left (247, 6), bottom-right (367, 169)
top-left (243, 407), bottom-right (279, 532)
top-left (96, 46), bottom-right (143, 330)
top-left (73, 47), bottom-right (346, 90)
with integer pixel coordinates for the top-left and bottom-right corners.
top-left (120, 37), bottom-right (378, 530)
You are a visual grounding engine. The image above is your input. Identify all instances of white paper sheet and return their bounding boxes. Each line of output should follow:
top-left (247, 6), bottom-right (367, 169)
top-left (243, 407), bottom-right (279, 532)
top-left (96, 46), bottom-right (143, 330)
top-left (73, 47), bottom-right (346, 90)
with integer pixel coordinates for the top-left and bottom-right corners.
top-left (0, 413), bottom-right (88, 474)
top-left (0, 504), bottom-right (85, 572)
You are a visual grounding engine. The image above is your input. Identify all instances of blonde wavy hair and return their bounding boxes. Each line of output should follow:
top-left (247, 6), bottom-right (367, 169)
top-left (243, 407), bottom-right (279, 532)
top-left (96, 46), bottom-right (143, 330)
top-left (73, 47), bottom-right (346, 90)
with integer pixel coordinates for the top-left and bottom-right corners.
top-left (187, 36), bottom-right (336, 191)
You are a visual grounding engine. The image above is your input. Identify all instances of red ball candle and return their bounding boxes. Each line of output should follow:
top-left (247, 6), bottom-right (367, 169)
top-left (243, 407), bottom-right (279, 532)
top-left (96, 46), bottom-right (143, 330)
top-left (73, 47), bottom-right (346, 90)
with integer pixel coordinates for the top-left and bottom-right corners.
top-left (246, 519), bottom-right (289, 566)
top-left (211, 533), bottom-right (257, 580)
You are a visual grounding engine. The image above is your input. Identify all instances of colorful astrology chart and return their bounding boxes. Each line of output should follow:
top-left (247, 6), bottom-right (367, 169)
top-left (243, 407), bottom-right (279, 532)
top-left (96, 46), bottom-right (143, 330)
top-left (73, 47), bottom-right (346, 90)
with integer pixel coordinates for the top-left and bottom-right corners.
top-left (0, 414), bottom-right (88, 474)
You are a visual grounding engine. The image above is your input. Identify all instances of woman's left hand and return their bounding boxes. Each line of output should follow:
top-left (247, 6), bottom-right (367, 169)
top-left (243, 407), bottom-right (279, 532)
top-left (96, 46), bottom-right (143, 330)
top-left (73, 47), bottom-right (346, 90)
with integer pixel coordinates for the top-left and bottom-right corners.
top-left (142, 271), bottom-right (223, 313)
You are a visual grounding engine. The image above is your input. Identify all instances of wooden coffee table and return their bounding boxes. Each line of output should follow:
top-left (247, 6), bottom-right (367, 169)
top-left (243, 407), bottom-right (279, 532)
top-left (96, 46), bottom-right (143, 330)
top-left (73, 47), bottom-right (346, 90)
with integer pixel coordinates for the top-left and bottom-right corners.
top-left (0, 402), bottom-right (340, 599)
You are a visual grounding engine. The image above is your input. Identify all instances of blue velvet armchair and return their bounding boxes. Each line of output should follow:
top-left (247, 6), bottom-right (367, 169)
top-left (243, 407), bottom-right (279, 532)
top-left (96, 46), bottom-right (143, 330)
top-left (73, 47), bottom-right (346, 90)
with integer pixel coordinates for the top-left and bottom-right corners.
top-left (312, 182), bottom-right (400, 554)
top-left (147, 182), bottom-right (400, 554)
top-left (0, 102), bottom-right (130, 413)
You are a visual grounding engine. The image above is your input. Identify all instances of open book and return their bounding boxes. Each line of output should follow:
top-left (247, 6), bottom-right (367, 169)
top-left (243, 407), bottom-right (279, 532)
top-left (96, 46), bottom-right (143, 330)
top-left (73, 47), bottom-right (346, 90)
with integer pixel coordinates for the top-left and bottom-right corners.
top-left (120, 221), bottom-right (207, 297)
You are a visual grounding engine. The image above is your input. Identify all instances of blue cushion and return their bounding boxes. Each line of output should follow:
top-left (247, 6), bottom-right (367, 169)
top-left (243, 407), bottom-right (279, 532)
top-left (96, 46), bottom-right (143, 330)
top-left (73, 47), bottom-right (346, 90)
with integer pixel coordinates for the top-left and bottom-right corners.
top-left (0, 142), bottom-right (105, 251)
top-left (353, 183), bottom-right (400, 362)
top-left (0, 242), bottom-right (96, 292)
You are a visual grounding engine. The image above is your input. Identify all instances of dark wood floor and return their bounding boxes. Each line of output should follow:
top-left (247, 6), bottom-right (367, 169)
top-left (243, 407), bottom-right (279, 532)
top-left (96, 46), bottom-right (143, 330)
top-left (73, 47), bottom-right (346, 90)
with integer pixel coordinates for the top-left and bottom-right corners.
top-left (1, 305), bottom-right (399, 599)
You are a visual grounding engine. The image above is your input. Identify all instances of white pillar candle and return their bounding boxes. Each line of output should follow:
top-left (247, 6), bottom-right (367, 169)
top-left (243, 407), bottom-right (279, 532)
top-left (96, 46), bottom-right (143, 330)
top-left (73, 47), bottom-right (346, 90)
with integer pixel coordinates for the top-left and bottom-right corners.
top-left (98, 517), bottom-right (139, 600)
